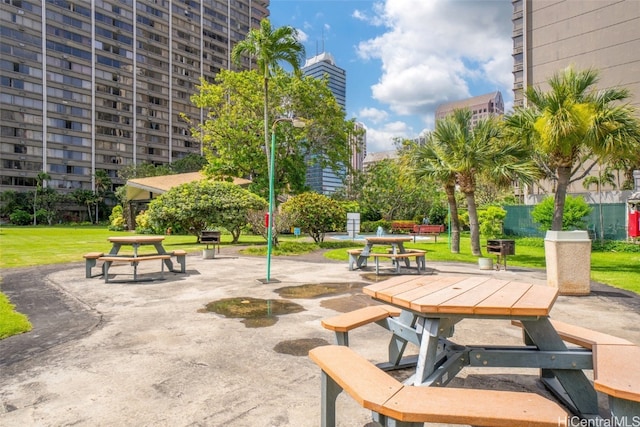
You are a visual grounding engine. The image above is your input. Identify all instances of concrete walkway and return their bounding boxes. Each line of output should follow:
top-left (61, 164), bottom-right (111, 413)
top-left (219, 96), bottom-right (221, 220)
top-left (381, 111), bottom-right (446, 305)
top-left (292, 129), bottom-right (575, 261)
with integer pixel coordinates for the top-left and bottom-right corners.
top-left (1, 248), bottom-right (640, 426)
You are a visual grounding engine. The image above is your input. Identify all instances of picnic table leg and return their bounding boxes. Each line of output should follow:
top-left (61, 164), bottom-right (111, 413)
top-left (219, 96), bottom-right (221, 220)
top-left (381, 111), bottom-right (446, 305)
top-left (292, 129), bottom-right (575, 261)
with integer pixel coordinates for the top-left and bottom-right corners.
top-left (521, 318), bottom-right (598, 416)
top-left (608, 396), bottom-right (640, 421)
top-left (320, 371), bottom-right (342, 427)
top-left (387, 311), bottom-right (413, 366)
top-left (398, 244), bottom-right (410, 268)
top-left (414, 317), bottom-right (441, 386)
top-left (154, 243), bottom-right (175, 272)
top-left (103, 261), bottom-right (112, 283)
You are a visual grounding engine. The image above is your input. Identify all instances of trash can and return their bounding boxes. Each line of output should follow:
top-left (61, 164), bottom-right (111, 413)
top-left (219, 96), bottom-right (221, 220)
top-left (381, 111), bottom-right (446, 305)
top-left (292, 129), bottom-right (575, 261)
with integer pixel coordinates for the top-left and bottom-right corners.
top-left (544, 230), bottom-right (591, 295)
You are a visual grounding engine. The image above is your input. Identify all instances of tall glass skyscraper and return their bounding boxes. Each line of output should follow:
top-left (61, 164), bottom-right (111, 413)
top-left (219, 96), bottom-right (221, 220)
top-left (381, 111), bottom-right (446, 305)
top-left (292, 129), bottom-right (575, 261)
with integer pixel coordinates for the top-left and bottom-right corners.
top-left (0, 0), bottom-right (268, 193)
top-left (301, 51), bottom-right (347, 195)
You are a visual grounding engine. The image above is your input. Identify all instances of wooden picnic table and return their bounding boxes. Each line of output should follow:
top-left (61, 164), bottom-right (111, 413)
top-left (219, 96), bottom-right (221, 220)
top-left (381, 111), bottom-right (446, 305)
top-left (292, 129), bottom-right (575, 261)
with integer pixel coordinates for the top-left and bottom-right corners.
top-left (350, 236), bottom-right (414, 272)
top-left (362, 275), bottom-right (600, 417)
top-left (102, 235), bottom-right (175, 282)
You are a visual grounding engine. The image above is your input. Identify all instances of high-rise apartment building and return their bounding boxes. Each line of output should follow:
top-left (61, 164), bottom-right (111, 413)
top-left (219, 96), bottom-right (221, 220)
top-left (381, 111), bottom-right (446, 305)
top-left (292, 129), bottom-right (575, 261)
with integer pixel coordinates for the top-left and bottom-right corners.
top-left (435, 91), bottom-right (504, 127)
top-left (512, 0), bottom-right (640, 199)
top-left (0, 0), bottom-right (268, 194)
top-left (512, 0), bottom-right (640, 110)
top-left (301, 51), bottom-right (348, 195)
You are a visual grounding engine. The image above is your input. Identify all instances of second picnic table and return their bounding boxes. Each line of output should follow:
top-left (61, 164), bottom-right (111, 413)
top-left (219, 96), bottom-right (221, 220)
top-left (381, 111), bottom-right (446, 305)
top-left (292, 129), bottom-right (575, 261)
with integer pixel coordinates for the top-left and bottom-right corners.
top-left (350, 236), bottom-right (414, 271)
top-left (101, 235), bottom-right (176, 282)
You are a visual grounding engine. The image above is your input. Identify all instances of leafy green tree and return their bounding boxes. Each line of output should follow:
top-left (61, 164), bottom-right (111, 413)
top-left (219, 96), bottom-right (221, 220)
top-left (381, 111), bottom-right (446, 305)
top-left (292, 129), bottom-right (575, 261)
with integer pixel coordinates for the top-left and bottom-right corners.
top-left (171, 153), bottom-right (207, 173)
top-left (190, 69), bottom-right (354, 201)
top-left (231, 18), bottom-right (305, 179)
top-left (281, 192), bottom-right (345, 243)
top-left (0, 190), bottom-right (31, 219)
top-left (9, 209), bottom-right (31, 225)
top-left (531, 195), bottom-right (592, 231)
top-left (70, 189), bottom-right (97, 223)
top-left (478, 206), bottom-right (507, 239)
top-left (348, 158), bottom-right (438, 223)
top-left (108, 205), bottom-right (126, 231)
top-left (504, 67), bottom-right (640, 231)
top-left (118, 162), bottom-right (172, 181)
top-left (147, 181), bottom-right (267, 243)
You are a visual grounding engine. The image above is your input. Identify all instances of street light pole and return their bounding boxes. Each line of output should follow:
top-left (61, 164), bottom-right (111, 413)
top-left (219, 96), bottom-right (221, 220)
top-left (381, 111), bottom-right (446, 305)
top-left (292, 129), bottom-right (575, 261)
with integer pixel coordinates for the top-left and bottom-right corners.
top-left (265, 117), bottom-right (305, 283)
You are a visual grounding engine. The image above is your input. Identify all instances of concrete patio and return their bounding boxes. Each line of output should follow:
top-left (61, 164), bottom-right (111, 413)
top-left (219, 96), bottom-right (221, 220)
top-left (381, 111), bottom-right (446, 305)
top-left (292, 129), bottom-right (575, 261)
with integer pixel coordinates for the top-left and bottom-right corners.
top-left (1, 248), bottom-right (640, 426)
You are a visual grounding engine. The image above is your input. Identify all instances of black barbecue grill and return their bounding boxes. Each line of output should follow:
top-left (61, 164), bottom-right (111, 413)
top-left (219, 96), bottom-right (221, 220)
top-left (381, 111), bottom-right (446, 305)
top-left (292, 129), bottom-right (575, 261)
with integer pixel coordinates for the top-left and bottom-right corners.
top-left (200, 230), bottom-right (221, 253)
top-left (486, 239), bottom-right (515, 270)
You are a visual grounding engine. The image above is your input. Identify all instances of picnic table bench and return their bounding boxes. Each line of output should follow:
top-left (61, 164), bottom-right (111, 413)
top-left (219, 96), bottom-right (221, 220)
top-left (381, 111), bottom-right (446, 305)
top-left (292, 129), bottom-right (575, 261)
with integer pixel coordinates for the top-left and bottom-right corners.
top-left (347, 249), bottom-right (426, 274)
top-left (99, 254), bottom-right (171, 283)
top-left (513, 319), bottom-right (640, 418)
top-left (309, 345), bottom-right (568, 427)
top-left (409, 224), bottom-right (444, 242)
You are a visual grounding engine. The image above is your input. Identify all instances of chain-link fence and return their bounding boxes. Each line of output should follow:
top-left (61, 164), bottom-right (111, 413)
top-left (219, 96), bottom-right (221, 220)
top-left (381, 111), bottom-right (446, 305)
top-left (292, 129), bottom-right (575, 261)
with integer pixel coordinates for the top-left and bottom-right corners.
top-left (503, 203), bottom-right (627, 240)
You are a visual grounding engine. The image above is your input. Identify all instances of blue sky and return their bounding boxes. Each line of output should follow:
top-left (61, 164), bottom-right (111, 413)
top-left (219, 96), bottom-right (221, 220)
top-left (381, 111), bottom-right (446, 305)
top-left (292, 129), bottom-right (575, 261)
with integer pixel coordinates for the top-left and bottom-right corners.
top-left (269, 0), bottom-right (514, 153)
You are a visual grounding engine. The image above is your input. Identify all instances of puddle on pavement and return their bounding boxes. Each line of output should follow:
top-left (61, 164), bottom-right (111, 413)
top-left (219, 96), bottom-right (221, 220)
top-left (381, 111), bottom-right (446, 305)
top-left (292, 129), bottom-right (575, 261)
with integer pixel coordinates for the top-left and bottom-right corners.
top-left (275, 282), bottom-right (368, 299)
top-left (273, 337), bottom-right (331, 356)
top-left (360, 273), bottom-right (394, 282)
top-left (201, 297), bottom-right (305, 328)
top-left (202, 281), bottom-right (375, 329)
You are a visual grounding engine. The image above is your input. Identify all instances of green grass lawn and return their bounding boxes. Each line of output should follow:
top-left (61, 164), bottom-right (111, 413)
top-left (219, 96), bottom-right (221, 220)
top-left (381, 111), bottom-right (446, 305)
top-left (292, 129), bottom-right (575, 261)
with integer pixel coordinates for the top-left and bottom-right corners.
top-left (322, 236), bottom-right (640, 295)
top-left (0, 225), bottom-right (266, 269)
top-left (1, 226), bottom-right (639, 340)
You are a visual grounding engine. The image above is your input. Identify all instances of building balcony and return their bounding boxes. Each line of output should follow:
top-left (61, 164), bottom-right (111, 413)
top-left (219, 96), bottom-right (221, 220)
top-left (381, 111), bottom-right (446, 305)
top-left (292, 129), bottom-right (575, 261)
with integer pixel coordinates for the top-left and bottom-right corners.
top-left (513, 28), bottom-right (523, 37)
top-left (513, 46), bottom-right (523, 54)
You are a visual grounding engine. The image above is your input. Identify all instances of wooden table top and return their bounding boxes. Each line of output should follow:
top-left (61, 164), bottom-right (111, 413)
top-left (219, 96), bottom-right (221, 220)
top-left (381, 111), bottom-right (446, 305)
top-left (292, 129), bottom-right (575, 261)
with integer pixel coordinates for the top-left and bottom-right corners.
top-left (363, 275), bottom-right (558, 317)
top-left (108, 235), bottom-right (165, 244)
top-left (365, 236), bottom-right (413, 244)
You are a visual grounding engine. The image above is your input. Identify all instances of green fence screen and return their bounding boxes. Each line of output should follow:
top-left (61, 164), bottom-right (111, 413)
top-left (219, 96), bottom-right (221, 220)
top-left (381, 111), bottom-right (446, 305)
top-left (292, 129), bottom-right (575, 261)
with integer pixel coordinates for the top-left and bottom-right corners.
top-left (503, 203), bottom-right (627, 240)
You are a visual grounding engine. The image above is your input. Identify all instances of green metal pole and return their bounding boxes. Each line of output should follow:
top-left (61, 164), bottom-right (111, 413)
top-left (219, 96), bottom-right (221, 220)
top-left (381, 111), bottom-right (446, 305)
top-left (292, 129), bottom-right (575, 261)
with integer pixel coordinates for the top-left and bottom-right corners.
top-left (266, 129), bottom-right (276, 282)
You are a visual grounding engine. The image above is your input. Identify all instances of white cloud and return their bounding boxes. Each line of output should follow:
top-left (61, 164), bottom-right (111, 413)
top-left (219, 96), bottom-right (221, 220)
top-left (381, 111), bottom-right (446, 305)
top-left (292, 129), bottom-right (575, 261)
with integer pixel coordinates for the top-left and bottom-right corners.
top-left (296, 28), bottom-right (309, 43)
top-left (357, 0), bottom-right (513, 123)
top-left (364, 120), bottom-right (415, 153)
top-left (358, 107), bottom-right (389, 124)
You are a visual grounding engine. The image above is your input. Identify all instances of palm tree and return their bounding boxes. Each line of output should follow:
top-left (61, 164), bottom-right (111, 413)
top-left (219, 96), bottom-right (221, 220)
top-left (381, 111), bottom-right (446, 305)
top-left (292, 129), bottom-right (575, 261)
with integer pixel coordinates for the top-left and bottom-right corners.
top-left (424, 109), bottom-right (538, 256)
top-left (405, 138), bottom-right (461, 254)
top-left (33, 171), bottom-right (51, 225)
top-left (504, 67), bottom-right (640, 231)
top-left (231, 19), bottom-right (305, 175)
top-left (94, 170), bottom-right (111, 224)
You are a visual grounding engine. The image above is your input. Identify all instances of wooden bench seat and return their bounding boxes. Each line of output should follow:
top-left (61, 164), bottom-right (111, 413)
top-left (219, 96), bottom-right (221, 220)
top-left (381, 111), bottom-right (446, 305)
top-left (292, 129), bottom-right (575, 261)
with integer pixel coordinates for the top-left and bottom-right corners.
top-left (593, 344), bottom-right (640, 407)
top-left (369, 252), bottom-right (425, 274)
top-left (309, 345), bottom-right (568, 427)
top-left (171, 249), bottom-right (187, 273)
top-left (321, 305), bottom-right (402, 346)
top-left (347, 249), bottom-right (366, 271)
top-left (512, 319), bottom-right (633, 349)
top-left (83, 252), bottom-right (104, 278)
top-left (513, 319), bottom-right (639, 416)
top-left (99, 254), bottom-right (171, 283)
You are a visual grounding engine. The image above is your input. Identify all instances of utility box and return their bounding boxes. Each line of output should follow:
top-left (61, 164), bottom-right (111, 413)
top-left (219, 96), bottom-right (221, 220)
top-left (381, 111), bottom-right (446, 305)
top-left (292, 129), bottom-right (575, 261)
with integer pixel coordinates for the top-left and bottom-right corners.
top-left (544, 230), bottom-right (591, 295)
top-left (346, 213), bottom-right (360, 238)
